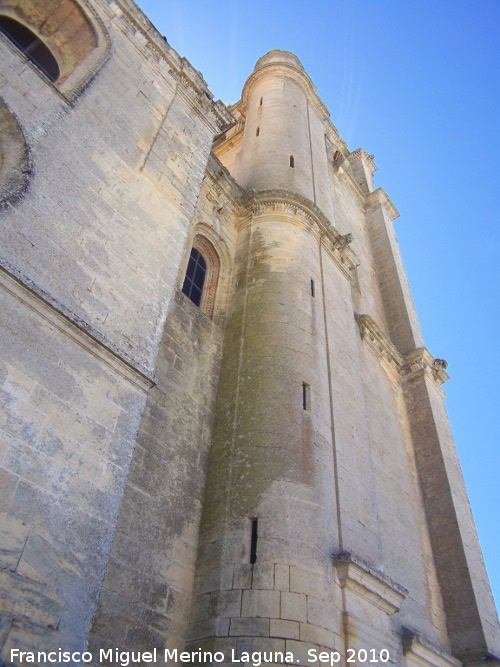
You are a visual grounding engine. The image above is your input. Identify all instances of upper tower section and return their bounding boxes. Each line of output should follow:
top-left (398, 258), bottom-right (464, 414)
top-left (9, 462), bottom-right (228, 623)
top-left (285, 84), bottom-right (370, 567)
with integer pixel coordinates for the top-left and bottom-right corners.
top-left (216, 50), bottom-right (335, 220)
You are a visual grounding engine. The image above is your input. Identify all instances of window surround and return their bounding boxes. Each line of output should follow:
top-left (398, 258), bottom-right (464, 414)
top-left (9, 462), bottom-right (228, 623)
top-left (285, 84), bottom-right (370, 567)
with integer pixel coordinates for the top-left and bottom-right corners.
top-left (0, 0), bottom-right (110, 102)
top-left (181, 234), bottom-right (221, 319)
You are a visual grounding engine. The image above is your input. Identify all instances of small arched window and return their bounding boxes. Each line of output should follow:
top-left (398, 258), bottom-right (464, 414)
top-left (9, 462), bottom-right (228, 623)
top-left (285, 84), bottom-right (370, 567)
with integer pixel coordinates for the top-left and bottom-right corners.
top-left (181, 235), bottom-right (221, 318)
top-left (182, 248), bottom-right (207, 307)
top-left (0, 16), bottom-right (60, 82)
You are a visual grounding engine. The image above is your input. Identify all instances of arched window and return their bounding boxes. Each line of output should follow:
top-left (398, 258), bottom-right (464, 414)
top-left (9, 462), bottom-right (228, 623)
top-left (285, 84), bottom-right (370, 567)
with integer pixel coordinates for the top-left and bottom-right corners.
top-left (182, 248), bottom-right (207, 307)
top-left (0, 1), bottom-right (109, 100)
top-left (181, 235), bottom-right (221, 318)
top-left (0, 16), bottom-right (60, 81)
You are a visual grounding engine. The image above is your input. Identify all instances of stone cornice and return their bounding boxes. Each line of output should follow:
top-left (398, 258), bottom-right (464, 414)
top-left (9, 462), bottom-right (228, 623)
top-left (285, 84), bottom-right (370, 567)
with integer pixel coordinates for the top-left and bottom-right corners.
top-left (367, 187), bottom-right (400, 220)
top-left (356, 314), bottom-right (403, 380)
top-left (331, 159), bottom-right (400, 221)
top-left (241, 50), bottom-right (330, 122)
top-left (325, 122), bottom-right (349, 156)
top-left (204, 153), bottom-right (245, 216)
top-left (0, 258), bottom-right (155, 392)
top-left (237, 189), bottom-right (359, 287)
top-left (402, 628), bottom-right (461, 667)
top-left (347, 148), bottom-right (378, 175)
top-left (401, 348), bottom-right (450, 387)
top-left (113, 0), bottom-right (234, 134)
top-left (333, 551), bottom-right (407, 615)
top-left (356, 315), bottom-right (450, 388)
top-left (330, 157), bottom-right (367, 208)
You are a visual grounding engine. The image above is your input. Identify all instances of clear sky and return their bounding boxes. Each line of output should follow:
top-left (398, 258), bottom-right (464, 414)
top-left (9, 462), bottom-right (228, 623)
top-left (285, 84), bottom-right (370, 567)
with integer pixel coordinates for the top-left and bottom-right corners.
top-left (136, 0), bottom-right (499, 609)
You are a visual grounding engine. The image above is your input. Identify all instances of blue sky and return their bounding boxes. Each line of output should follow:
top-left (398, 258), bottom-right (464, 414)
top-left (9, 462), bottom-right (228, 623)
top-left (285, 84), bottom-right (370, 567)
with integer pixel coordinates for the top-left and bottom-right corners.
top-left (136, 0), bottom-right (499, 608)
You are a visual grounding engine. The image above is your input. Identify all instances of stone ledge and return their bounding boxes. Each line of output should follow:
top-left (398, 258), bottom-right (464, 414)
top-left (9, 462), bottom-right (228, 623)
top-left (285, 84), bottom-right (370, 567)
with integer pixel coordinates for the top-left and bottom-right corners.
top-left (332, 551), bottom-right (407, 615)
top-left (0, 258), bottom-right (156, 391)
top-left (367, 187), bottom-right (400, 220)
top-left (355, 314), bottom-right (450, 388)
top-left (401, 348), bottom-right (450, 386)
top-left (238, 189), bottom-right (360, 288)
top-left (356, 314), bottom-right (403, 380)
top-left (402, 628), bottom-right (461, 667)
top-left (114, 0), bottom-right (234, 134)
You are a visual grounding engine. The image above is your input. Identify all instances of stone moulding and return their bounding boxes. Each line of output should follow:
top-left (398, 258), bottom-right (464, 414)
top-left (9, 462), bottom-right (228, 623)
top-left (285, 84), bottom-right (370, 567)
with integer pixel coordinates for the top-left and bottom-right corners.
top-left (205, 153), bottom-right (245, 215)
top-left (238, 189), bottom-right (360, 287)
top-left (402, 628), bottom-right (462, 667)
top-left (331, 158), bottom-right (398, 222)
top-left (325, 122), bottom-right (349, 158)
top-left (401, 348), bottom-right (450, 387)
top-left (367, 187), bottom-right (400, 221)
top-left (333, 551), bottom-right (408, 615)
top-left (0, 259), bottom-right (155, 391)
top-left (347, 148), bottom-right (378, 176)
top-left (114, 0), bottom-right (234, 134)
top-left (355, 314), bottom-right (449, 388)
top-left (356, 313), bottom-right (403, 380)
top-left (330, 156), bottom-right (367, 207)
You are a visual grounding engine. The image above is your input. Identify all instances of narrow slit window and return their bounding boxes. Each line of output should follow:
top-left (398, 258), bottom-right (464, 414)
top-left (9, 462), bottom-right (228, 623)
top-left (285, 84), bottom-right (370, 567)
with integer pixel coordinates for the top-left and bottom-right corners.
top-left (182, 247), bottom-right (207, 307)
top-left (259, 97), bottom-right (263, 106)
top-left (310, 279), bottom-right (315, 297)
top-left (250, 518), bottom-right (258, 564)
top-left (0, 16), bottom-right (60, 82)
top-left (302, 383), bottom-right (311, 411)
top-left (290, 155), bottom-right (294, 168)
top-left (256, 126), bottom-right (260, 137)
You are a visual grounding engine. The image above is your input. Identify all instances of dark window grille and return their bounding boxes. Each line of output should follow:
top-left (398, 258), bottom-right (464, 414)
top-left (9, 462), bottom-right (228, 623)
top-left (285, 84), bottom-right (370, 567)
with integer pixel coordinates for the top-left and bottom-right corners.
top-left (182, 248), bottom-right (207, 307)
top-left (0, 16), bottom-right (60, 82)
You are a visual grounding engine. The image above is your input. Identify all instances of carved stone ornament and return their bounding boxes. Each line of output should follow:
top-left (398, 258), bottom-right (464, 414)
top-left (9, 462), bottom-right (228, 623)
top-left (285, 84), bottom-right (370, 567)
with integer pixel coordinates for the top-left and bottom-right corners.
top-left (238, 189), bottom-right (360, 288)
top-left (356, 314), bottom-right (450, 387)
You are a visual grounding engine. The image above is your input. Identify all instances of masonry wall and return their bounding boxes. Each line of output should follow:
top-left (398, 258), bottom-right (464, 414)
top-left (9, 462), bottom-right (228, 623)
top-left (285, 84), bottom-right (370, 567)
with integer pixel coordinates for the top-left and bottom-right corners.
top-left (208, 50), bottom-right (499, 666)
top-left (0, 5), bottom-right (498, 664)
top-left (89, 289), bottom-right (224, 654)
top-left (188, 210), bottom-right (345, 665)
top-left (0, 0), bottom-right (229, 657)
top-left (0, 271), bottom-right (148, 654)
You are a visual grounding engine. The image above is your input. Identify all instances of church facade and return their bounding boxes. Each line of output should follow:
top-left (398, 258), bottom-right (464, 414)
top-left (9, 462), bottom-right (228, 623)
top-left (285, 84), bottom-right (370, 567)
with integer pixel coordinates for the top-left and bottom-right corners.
top-left (0, 1), bottom-right (498, 666)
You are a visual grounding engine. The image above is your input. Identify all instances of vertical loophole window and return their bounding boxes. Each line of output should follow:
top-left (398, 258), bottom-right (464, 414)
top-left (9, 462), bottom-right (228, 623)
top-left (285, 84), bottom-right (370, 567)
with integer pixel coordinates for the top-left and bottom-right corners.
top-left (0, 16), bottom-right (60, 82)
top-left (302, 383), bottom-right (311, 411)
top-left (256, 126), bottom-right (260, 137)
top-left (250, 518), bottom-right (258, 564)
top-left (310, 279), bottom-right (315, 297)
top-left (259, 97), bottom-right (263, 106)
top-left (290, 155), bottom-right (295, 168)
top-left (182, 248), bottom-right (207, 307)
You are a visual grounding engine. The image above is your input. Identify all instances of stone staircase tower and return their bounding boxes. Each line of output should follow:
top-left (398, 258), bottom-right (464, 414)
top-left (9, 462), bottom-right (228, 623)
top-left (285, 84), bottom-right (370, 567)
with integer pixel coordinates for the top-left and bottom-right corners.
top-left (186, 51), bottom-right (500, 666)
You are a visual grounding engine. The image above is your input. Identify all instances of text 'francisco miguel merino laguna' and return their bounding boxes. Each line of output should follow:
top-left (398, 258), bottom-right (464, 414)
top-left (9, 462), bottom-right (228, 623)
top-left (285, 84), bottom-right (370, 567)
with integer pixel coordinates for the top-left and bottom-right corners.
top-left (10, 647), bottom-right (383, 666)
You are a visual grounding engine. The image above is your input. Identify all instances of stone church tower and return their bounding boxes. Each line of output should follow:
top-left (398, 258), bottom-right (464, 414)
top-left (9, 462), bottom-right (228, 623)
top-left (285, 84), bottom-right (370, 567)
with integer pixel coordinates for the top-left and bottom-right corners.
top-left (0, 2), bottom-right (498, 667)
